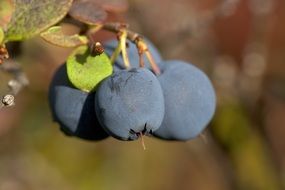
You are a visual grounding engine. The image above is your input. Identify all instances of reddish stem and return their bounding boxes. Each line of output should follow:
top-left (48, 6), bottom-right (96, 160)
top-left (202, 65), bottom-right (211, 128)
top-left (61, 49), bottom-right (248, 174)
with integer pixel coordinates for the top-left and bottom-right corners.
top-left (199, 133), bottom-right (208, 144)
top-left (101, 22), bottom-right (161, 74)
top-left (139, 132), bottom-right (146, 150)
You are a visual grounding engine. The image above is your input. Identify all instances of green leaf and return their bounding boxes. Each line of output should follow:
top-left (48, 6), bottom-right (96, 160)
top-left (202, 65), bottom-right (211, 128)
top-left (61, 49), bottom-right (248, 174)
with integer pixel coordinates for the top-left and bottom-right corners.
top-left (0, 28), bottom-right (4, 44)
top-left (0, 0), bottom-right (14, 29)
top-left (40, 26), bottom-right (88, 47)
top-left (67, 45), bottom-right (113, 92)
top-left (4, 0), bottom-right (73, 42)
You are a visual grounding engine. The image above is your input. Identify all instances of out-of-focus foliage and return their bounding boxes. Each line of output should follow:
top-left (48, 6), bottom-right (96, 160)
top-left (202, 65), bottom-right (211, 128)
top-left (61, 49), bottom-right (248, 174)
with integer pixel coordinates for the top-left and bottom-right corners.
top-left (213, 102), bottom-right (281, 190)
top-left (0, 28), bottom-right (4, 44)
top-left (0, 0), bottom-right (14, 29)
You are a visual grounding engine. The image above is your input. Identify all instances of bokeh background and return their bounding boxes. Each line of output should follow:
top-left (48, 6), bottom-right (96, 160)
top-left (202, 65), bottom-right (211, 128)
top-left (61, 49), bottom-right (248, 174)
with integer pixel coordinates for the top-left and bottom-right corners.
top-left (1, 0), bottom-right (285, 189)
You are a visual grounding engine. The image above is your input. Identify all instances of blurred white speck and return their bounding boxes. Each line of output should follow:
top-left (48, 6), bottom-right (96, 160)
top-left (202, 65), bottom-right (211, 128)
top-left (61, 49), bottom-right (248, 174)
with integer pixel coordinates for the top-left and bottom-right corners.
top-left (243, 52), bottom-right (266, 77)
top-left (213, 56), bottom-right (237, 88)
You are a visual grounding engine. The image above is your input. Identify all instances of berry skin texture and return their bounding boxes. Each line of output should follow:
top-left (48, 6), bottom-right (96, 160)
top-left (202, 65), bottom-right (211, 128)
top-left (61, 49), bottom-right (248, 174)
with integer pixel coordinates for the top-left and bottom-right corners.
top-left (95, 68), bottom-right (165, 141)
top-left (49, 64), bottom-right (109, 140)
top-left (103, 39), bottom-right (163, 70)
top-left (154, 60), bottom-right (216, 141)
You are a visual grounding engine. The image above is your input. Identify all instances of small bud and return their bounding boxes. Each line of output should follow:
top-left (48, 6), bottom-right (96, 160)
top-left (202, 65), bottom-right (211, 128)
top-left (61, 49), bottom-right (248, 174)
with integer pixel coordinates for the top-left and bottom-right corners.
top-left (0, 45), bottom-right (9, 64)
top-left (2, 94), bottom-right (15, 106)
top-left (0, 46), bottom-right (9, 58)
top-left (91, 42), bottom-right (104, 56)
top-left (0, 47), bottom-right (6, 54)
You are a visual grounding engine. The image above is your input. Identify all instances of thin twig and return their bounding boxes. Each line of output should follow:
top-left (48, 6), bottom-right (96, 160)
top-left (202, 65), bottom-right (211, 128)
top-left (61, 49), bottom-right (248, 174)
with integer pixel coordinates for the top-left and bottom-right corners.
top-left (102, 22), bottom-right (141, 42)
top-left (100, 22), bottom-right (161, 74)
top-left (119, 29), bottom-right (130, 69)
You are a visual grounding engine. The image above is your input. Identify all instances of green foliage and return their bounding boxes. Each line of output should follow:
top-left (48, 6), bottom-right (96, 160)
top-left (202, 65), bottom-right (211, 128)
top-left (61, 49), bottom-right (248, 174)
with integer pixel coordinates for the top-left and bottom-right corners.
top-left (0, 0), bottom-right (14, 29)
top-left (67, 45), bottom-right (113, 92)
top-left (40, 26), bottom-right (88, 47)
top-left (212, 102), bottom-right (250, 149)
top-left (0, 28), bottom-right (4, 44)
top-left (4, 0), bottom-right (73, 42)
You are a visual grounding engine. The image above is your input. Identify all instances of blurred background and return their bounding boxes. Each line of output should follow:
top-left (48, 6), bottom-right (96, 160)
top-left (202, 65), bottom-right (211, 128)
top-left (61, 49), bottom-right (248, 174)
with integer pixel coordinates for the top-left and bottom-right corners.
top-left (1, 0), bottom-right (285, 189)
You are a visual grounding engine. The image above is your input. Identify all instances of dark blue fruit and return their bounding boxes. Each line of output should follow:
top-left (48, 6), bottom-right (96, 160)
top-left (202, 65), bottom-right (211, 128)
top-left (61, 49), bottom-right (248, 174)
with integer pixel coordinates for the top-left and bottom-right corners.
top-left (48, 64), bottom-right (109, 140)
top-left (103, 38), bottom-right (163, 71)
top-left (95, 68), bottom-right (165, 140)
top-left (154, 60), bottom-right (216, 141)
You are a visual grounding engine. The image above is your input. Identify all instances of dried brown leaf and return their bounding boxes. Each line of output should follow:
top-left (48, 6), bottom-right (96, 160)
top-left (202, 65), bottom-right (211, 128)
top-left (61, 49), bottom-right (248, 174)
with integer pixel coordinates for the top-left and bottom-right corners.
top-left (99, 0), bottom-right (129, 13)
top-left (69, 0), bottom-right (107, 25)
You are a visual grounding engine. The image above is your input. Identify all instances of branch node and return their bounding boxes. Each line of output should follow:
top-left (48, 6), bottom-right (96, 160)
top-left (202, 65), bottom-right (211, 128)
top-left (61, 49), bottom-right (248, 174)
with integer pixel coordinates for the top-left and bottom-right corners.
top-left (90, 42), bottom-right (104, 56)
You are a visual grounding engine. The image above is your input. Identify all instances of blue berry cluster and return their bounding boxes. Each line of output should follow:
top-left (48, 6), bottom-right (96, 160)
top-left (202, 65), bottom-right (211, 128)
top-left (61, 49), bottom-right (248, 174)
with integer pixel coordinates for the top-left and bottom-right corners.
top-left (49, 39), bottom-right (216, 142)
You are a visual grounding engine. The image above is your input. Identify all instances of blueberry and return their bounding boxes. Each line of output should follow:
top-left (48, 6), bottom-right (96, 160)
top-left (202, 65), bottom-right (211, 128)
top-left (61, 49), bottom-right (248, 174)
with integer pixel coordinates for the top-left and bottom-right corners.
top-left (154, 60), bottom-right (216, 141)
top-left (48, 64), bottom-right (109, 140)
top-left (95, 68), bottom-right (165, 140)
